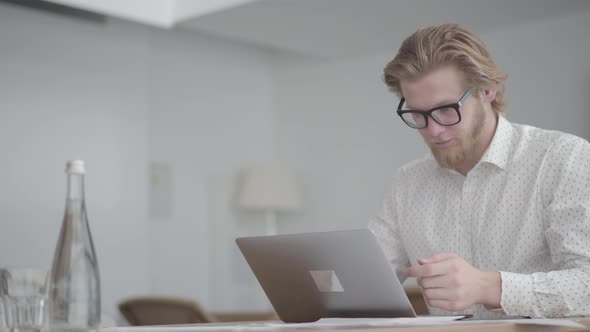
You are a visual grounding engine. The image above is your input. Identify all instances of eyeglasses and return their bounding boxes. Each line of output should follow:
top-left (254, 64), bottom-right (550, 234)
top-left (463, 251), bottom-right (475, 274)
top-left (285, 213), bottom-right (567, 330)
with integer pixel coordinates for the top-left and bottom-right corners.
top-left (396, 89), bottom-right (472, 129)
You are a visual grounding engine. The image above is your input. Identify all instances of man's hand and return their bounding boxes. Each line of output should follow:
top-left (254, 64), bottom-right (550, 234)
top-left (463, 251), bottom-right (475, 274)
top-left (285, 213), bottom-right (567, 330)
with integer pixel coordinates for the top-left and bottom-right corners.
top-left (405, 253), bottom-right (502, 312)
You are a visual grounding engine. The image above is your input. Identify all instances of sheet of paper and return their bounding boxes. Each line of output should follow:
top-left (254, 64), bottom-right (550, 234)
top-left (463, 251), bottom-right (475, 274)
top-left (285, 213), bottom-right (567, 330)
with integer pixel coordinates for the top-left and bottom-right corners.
top-left (265, 316), bottom-right (467, 328)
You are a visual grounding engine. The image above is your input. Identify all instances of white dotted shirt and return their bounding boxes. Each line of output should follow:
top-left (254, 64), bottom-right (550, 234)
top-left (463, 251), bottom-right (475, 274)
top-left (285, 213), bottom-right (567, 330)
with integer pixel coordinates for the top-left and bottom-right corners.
top-left (369, 116), bottom-right (590, 319)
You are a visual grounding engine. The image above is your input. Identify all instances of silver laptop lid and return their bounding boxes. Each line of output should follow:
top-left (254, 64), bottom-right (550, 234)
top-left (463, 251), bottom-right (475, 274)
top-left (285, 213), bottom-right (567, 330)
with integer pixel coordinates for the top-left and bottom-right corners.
top-left (236, 229), bottom-right (416, 322)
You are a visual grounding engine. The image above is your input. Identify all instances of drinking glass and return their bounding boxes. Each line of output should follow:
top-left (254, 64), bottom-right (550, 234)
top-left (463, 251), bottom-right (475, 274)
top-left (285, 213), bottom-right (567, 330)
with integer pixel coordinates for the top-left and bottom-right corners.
top-left (0, 267), bottom-right (48, 332)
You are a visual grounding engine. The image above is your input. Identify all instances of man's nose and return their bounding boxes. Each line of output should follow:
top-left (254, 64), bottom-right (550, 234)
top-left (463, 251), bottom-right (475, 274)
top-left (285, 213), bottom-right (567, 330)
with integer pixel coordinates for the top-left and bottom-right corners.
top-left (424, 118), bottom-right (446, 137)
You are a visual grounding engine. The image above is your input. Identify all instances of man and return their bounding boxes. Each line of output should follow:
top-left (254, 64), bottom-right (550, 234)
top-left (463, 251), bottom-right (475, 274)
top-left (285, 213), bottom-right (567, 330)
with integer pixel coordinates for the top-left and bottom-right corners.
top-left (369, 23), bottom-right (590, 319)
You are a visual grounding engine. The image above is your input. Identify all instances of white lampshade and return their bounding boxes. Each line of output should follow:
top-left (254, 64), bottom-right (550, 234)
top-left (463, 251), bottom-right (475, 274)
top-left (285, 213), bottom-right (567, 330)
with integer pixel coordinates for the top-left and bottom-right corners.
top-left (237, 164), bottom-right (300, 212)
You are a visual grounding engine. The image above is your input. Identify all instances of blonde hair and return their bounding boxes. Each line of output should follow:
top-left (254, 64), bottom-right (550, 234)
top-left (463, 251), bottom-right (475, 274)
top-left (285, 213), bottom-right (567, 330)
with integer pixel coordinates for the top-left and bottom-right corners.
top-left (384, 24), bottom-right (507, 113)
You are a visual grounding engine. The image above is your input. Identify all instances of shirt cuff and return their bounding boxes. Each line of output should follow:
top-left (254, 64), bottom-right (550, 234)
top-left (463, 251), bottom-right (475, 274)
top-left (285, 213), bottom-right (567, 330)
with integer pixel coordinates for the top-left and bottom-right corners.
top-left (499, 271), bottom-right (535, 316)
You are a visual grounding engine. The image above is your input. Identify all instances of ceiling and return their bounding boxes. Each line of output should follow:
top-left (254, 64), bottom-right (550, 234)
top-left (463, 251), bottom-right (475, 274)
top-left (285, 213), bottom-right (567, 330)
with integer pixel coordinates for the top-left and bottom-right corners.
top-left (179, 0), bottom-right (590, 59)
top-left (41, 0), bottom-right (258, 27)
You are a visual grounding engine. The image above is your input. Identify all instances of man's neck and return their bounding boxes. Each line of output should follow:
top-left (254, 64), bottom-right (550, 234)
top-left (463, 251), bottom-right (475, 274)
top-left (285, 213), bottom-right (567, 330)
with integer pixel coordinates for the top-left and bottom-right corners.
top-left (454, 112), bottom-right (499, 176)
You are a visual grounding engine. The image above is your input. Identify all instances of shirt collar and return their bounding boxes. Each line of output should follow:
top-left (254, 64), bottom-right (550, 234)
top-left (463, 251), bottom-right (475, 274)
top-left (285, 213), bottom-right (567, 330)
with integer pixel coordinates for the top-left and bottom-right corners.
top-left (480, 115), bottom-right (513, 170)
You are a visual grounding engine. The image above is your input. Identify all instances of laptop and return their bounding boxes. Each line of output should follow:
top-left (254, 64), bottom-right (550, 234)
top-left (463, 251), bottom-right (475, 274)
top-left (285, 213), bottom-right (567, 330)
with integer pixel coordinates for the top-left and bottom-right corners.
top-left (235, 229), bottom-right (416, 323)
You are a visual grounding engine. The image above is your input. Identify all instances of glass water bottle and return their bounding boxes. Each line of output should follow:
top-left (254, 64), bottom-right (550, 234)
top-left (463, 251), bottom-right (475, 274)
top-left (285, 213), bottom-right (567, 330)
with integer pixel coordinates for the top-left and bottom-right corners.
top-left (49, 160), bottom-right (101, 331)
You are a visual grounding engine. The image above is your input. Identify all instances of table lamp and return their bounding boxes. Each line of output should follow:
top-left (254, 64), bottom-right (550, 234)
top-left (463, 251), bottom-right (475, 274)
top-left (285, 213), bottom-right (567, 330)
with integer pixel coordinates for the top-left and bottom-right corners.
top-left (236, 163), bottom-right (300, 235)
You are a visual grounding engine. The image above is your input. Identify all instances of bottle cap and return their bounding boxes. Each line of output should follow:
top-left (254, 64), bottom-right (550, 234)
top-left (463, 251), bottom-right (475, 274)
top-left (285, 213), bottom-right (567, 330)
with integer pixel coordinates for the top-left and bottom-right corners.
top-left (65, 160), bottom-right (86, 175)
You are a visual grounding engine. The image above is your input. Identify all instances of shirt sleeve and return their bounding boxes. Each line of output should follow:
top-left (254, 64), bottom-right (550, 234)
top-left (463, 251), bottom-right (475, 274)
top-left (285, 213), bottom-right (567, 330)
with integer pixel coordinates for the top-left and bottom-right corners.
top-left (368, 169), bottom-right (411, 283)
top-left (500, 135), bottom-right (590, 317)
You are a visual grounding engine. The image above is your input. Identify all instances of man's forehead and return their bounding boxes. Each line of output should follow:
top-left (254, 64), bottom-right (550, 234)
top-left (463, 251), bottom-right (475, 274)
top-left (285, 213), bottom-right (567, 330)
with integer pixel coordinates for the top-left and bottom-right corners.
top-left (400, 68), bottom-right (466, 109)
top-left (401, 88), bottom-right (464, 110)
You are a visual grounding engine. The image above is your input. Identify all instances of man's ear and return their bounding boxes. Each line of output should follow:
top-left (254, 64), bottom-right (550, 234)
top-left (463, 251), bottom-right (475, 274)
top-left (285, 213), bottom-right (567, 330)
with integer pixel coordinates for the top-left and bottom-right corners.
top-left (481, 88), bottom-right (497, 103)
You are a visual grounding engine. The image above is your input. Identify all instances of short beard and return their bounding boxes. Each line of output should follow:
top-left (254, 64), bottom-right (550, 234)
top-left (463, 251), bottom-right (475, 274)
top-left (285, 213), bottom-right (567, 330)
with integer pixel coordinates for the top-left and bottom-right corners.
top-left (431, 108), bottom-right (485, 169)
top-left (432, 142), bottom-right (469, 169)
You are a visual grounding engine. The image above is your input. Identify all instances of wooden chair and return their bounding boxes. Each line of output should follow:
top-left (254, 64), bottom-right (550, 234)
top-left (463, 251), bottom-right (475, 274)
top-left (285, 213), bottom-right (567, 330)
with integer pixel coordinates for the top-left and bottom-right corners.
top-left (119, 297), bottom-right (217, 326)
top-left (405, 286), bottom-right (429, 315)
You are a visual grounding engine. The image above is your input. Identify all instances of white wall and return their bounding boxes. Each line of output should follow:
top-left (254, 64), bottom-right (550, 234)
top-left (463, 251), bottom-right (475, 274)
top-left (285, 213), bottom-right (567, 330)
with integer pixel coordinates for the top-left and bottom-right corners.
top-left (145, 27), bottom-right (276, 312)
top-left (0, 3), bottom-right (152, 319)
top-left (0, 2), bottom-right (278, 318)
top-left (485, 12), bottom-right (590, 138)
top-left (272, 10), bottom-right (590, 236)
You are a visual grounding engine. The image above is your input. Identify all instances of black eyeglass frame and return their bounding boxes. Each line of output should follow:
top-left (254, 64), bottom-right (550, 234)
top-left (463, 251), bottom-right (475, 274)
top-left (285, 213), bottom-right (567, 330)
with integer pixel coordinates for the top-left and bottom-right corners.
top-left (396, 89), bottom-right (472, 129)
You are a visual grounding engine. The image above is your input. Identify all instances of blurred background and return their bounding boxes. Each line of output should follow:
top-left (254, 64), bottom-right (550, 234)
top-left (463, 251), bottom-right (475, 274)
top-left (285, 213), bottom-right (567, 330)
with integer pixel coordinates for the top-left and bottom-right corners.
top-left (1, 0), bottom-right (589, 324)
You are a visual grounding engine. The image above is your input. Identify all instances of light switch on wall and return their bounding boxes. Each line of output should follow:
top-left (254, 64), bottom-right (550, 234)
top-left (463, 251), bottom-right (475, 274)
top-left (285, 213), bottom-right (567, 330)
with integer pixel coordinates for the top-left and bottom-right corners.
top-left (149, 162), bottom-right (174, 220)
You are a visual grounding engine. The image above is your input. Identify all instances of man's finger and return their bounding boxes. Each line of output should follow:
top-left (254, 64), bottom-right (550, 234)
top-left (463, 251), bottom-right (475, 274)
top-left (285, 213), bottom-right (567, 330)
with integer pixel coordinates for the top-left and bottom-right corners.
top-left (418, 273), bottom-right (454, 289)
top-left (405, 259), bottom-right (453, 278)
